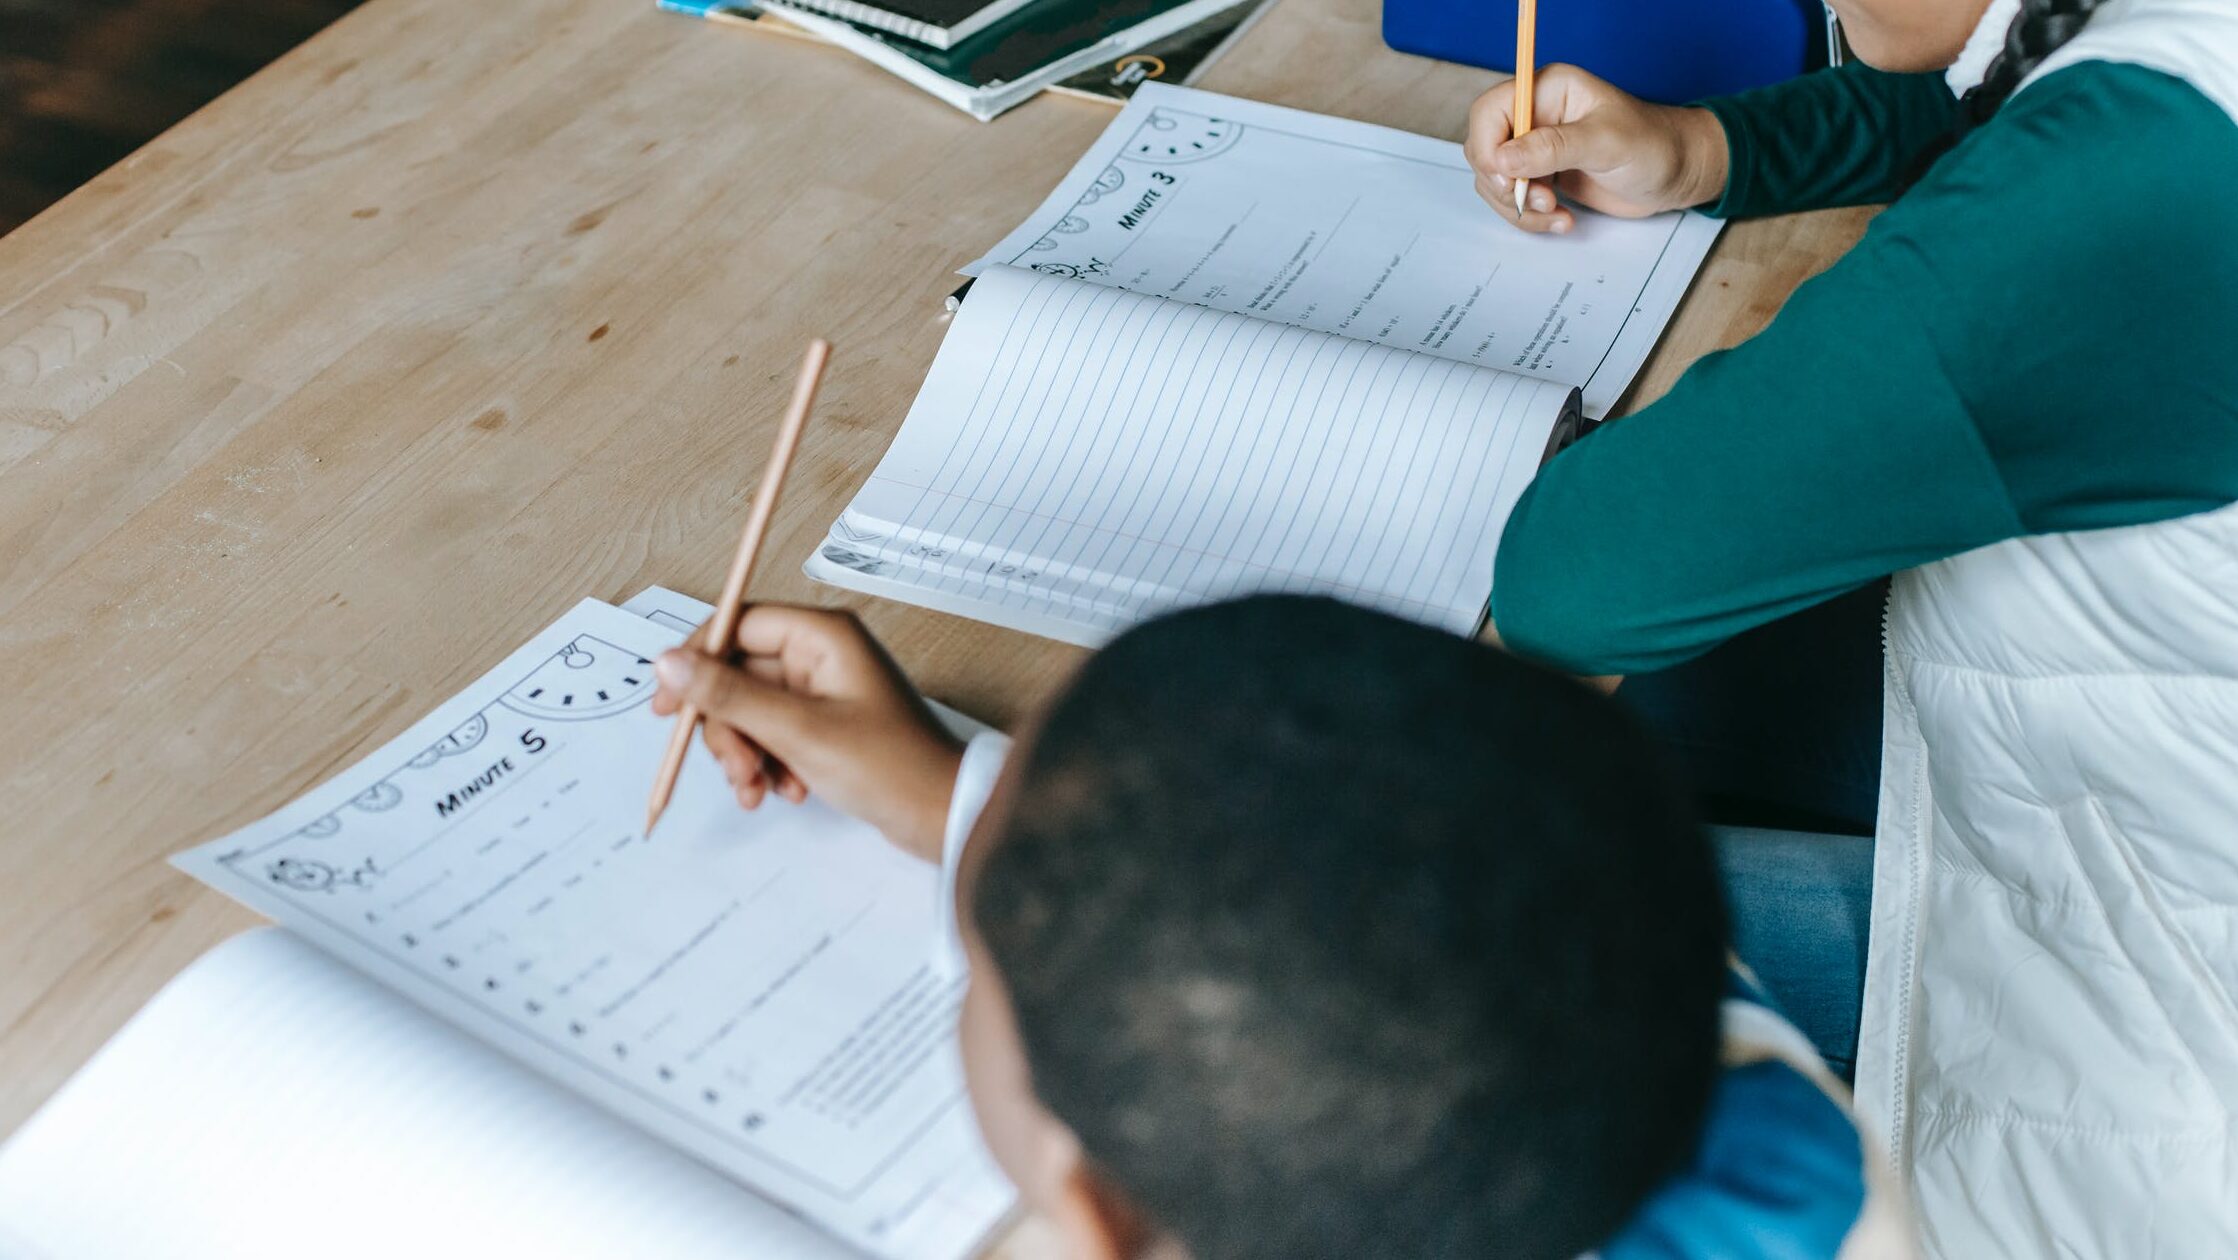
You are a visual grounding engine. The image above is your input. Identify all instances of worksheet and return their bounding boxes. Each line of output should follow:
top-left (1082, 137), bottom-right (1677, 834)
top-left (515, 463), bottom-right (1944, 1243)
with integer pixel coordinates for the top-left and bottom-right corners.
top-left (172, 599), bottom-right (1013, 1260)
top-left (970, 84), bottom-right (1721, 418)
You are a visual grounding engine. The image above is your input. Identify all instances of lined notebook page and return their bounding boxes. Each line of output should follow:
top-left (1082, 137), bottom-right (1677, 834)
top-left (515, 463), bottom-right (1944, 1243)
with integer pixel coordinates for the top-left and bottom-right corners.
top-left (809, 265), bottom-right (1574, 645)
top-left (0, 931), bottom-right (860, 1260)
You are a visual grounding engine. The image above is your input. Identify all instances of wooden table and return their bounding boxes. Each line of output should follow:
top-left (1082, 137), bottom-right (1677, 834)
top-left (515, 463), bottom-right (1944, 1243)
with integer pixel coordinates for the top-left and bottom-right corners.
top-left (0, 0), bottom-right (1869, 1171)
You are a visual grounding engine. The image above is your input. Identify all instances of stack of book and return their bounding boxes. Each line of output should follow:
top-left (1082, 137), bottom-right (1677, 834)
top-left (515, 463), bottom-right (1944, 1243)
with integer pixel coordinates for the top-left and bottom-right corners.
top-left (660, 0), bottom-right (1276, 120)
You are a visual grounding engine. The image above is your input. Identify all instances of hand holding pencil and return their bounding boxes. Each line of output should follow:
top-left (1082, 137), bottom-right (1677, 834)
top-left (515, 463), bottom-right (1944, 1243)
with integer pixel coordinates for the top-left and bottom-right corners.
top-left (1463, 62), bottom-right (1733, 235)
top-left (644, 339), bottom-right (831, 837)
top-left (642, 338), bottom-right (967, 858)
top-left (648, 602), bottom-right (964, 862)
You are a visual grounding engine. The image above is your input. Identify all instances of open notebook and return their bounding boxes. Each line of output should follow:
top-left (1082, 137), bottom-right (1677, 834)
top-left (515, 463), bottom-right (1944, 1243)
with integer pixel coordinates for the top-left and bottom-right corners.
top-left (806, 85), bottom-right (1720, 645)
top-left (0, 589), bottom-right (1013, 1260)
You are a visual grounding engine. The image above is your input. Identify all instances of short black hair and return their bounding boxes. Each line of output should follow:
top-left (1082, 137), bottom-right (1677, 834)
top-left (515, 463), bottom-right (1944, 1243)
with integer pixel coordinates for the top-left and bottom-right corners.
top-left (974, 596), bottom-right (1726, 1260)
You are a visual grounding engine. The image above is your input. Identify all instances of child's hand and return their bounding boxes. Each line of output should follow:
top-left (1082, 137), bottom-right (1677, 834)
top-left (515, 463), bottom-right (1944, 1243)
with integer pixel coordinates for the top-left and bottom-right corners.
top-left (651, 605), bottom-right (964, 863)
top-left (1465, 64), bottom-right (1729, 234)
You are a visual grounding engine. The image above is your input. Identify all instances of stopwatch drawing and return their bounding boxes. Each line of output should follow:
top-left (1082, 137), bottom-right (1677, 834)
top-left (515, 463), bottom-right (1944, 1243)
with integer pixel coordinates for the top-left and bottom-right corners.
top-left (1031, 257), bottom-right (1113, 280)
top-left (407, 713), bottom-right (489, 768)
top-left (499, 635), bottom-right (656, 721)
top-left (267, 856), bottom-right (380, 893)
top-left (1124, 111), bottom-right (1243, 164)
top-left (1077, 166), bottom-right (1126, 205)
top-left (351, 781), bottom-right (404, 813)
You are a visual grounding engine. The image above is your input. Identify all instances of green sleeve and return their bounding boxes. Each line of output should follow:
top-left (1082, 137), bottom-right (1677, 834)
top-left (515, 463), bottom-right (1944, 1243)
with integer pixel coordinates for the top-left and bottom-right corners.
top-left (1491, 64), bottom-right (2238, 676)
top-left (1701, 64), bottom-right (1962, 218)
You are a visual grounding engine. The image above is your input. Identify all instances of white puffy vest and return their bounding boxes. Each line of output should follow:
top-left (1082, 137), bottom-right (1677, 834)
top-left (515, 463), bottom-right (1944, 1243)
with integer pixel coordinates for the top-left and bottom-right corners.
top-left (1856, 501), bottom-right (2238, 1256)
top-left (1856, 14), bottom-right (2238, 1255)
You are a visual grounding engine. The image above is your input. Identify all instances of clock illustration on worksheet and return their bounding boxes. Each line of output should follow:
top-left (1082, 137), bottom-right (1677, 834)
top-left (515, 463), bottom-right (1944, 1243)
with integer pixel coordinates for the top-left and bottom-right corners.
top-left (351, 781), bottom-right (404, 813)
top-left (1125, 111), bottom-right (1243, 164)
top-left (266, 855), bottom-right (380, 893)
top-left (498, 635), bottom-right (656, 721)
top-left (407, 713), bottom-right (489, 768)
top-left (1076, 166), bottom-right (1126, 205)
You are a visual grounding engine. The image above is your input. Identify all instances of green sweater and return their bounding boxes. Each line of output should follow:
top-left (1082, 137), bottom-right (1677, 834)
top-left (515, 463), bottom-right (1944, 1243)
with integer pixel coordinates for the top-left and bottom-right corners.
top-left (1489, 62), bottom-right (2238, 675)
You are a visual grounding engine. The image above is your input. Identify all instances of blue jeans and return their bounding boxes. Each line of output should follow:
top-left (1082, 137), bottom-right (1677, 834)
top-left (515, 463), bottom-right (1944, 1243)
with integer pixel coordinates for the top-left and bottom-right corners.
top-left (1712, 825), bottom-right (1873, 1082)
top-left (1620, 582), bottom-right (1888, 1079)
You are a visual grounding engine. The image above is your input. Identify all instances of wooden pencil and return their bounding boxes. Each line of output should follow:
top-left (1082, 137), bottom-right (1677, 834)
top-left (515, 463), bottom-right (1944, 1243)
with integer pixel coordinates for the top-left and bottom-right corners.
top-left (644, 338), bottom-right (833, 838)
top-left (1513, 0), bottom-right (1538, 215)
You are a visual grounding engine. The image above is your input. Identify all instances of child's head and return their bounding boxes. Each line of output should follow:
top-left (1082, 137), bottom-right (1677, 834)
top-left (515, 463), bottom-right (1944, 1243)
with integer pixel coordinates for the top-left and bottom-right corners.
top-left (953, 596), bottom-right (1728, 1259)
top-left (1833, 0), bottom-right (2107, 94)
top-left (1827, 0), bottom-right (1997, 73)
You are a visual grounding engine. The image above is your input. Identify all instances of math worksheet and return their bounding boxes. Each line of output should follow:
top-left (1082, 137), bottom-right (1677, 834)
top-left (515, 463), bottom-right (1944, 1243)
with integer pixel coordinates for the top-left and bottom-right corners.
top-left (970, 84), bottom-right (1720, 419)
top-left (172, 597), bottom-right (1012, 1260)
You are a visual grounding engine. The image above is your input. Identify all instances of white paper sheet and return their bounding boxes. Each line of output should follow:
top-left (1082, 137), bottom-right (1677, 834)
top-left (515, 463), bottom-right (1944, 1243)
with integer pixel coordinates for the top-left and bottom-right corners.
top-left (169, 599), bottom-right (1014, 1259)
top-left (809, 265), bottom-right (1573, 645)
top-left (619, 586), bottom-right (991, 742)
top-left (0, 930), bottom-right (859, 1260)
top-left (969, 84), bottom-right (1721, 419)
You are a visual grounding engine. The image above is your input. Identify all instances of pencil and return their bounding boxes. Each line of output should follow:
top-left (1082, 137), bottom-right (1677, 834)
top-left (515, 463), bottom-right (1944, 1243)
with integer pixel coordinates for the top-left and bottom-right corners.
top-left (1513, 0), bottom-right (1538, 216)
top-left (644, 338), bottom-right (833, 838)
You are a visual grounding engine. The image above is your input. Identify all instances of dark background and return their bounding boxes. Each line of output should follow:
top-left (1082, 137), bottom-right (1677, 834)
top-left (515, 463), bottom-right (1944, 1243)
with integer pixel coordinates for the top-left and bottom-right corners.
top-left (0, 0), bottom-right (360, 234)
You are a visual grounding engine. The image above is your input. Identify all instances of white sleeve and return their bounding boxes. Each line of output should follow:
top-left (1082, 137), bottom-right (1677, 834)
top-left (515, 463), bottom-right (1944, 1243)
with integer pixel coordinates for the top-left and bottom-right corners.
top-left (937, 731), bottom-right (1013, 977)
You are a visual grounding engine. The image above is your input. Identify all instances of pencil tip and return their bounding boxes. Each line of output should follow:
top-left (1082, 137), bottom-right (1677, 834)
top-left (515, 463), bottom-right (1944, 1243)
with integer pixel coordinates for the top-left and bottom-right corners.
top-left (643, 809), bottom-right (660, 839)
